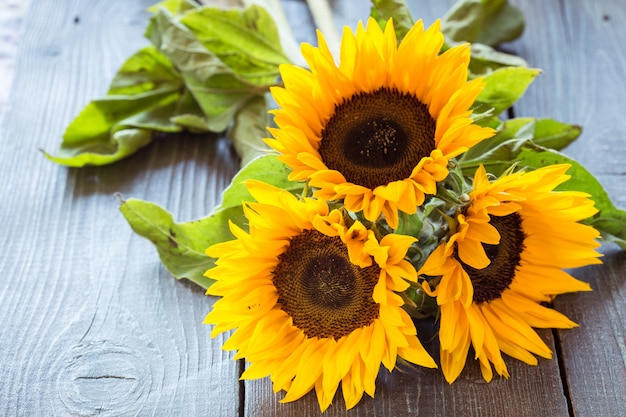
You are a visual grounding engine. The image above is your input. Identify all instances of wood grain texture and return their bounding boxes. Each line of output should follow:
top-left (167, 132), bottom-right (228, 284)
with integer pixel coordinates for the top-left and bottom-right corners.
top-left (0, 0), bottom-right (240, 416)
top-left (0, 0), bottom-right (624, 416)
top-left (0, 0), bottom-right (31, 116)
top-left (509, 1), bottom-right (626, 415)
top-left (509, 0), bottom-right (626, 206)
top-left (556, 248), bottom-right (626, 417)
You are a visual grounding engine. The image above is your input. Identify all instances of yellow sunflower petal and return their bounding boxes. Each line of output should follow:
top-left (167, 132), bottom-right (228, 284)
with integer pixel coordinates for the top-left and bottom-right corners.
top-left (205, 180), bottom-right (433, 411)
top-left (421, 164), bottom-right (601, 382)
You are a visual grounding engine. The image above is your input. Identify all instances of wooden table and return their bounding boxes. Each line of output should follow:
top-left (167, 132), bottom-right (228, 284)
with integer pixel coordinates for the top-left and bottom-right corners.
top-left (1, 0), bottom-right (624, 415)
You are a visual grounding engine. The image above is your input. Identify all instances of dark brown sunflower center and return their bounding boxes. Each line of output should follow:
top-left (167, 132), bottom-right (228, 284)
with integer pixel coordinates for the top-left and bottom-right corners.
top-left (272, 229), bottom-right (380, 339)
top-left (459, 213), bottom-right (526, 304)
top-left (318, 87), bottom-right (436, 189)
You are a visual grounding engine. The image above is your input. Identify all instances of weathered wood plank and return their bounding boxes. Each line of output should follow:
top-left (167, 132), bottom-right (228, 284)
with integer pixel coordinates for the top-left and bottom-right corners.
top-left (245, 324), bottom-right (569, 416)
top-left (0, 0), bottom-right (31, 116)
top-left (509, 0), bottom-right (626, 203)
top-left (557, 249), bottom-right (626, 417)
top-left (0, 0), bottom-right (240, 415)
top-left (1, 0), bottom-right (624, 416)
top-left (509, 0), bottom-right (626, 416)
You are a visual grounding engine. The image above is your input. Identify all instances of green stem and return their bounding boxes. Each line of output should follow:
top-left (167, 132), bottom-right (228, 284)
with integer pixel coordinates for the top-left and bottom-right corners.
top-left (300, 179), bottom-right (310, 199)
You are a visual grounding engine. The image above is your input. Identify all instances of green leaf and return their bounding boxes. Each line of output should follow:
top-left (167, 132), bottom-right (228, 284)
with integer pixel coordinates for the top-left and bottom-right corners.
top-left (47, 3), bottom-right (285, 167)
top-left (397, 196), bottom-right (453, 270)
top-left (120, 198), bottom-right (247, 289)
top-left (369, 0), bottom-right (414, 40)
top-left (471, 112), bottom-right (500, 129)
top-left (473, 66), bottom-right (540, 115)
top-left (228, 95), bottom-right (271, 167)
top-left (171, 115), bottom-right (211, 132)
top-left (148, 8), bottom-right (265, 132)
top-left (180, 5), bottom-right (289, 86)
top-left (170, 89), bottom-right (212, 132)
top-left (442, 0), bottom-right (525, 47)
top-left (218, 153), bottom-right (302, 210)
top-left (120, 154), bottom-right (301, 289)
top-left (459, 117), bottom-right (582, 176)
top-left (108, 45), bottom-right (184, 95)
top-left (514, 145), bottom-right (626, 250)
top-left (587, 214), bottom-right (626, 250)
top-left (43, 46), bottom-right (187, 167)
top-left (468, 43), bottom-right (527, 76)
top-left (459, 117), bottom-right (530, 174)
top-left (44, 128), bottom-right (154, 167)
top-left (532, 118), bottom-right (582, 151)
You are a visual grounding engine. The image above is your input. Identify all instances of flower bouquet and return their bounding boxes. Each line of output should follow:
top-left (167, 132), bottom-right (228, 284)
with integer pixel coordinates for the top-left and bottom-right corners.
top-left (44, 0), bottom-right (626, 411)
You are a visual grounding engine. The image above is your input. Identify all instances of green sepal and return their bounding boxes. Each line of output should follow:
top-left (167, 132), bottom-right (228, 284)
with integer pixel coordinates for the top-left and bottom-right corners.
top-left (397, 200), bottom-right (454, 272)
top-left (403, 286), bottom-right (440, 319)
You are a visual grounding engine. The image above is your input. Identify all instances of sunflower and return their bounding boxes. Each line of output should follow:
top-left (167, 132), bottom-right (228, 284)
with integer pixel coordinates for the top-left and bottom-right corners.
top-left (265, 17), bottom-right (494, 229)
top-left (418, 165), bottom-right (602, 383)
top-left (204, 180), bottom-right (436, 411)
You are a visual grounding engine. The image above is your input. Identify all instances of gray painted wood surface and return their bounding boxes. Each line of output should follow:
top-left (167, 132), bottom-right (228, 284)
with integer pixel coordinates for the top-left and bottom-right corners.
top-left (0, 0), bottom-right (30, 115)
top-left (0, 0), bottom-right (623, 416)
top-left (509, 2), bottom-right (626, 416)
